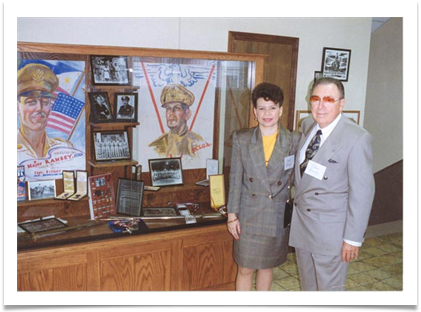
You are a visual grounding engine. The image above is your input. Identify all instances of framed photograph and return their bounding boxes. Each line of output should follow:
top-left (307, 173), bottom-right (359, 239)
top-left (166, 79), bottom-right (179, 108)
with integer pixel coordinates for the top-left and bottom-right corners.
top-left (343, 110), bottom-right (360, 125)
top-left (89, 92), bottom-right (113, 123)
top-left (295, 110), bottom-right (311, 131)
top-left (149, 157), bottom-right (184, 187)
top-left (90, 55), bottom-right (130, 86)
top-left (28, 180), bottom-right (56, 200)
top-left (142, 207), bottom-right (179, 217)
top-left (295, 110), bottom-right (360, 131)
top-left (114, 93), bottom-right (138, 122)
top-left (116, 178), bottom-right (144, 216)
top-left (93, 130), bottom-right (131, 162)
top-left (321, 47), bottom-right (351, 81)
top-left (19, 217), bottom-right (67, 234)
top-left (314, 71), bottom-right (323, 83)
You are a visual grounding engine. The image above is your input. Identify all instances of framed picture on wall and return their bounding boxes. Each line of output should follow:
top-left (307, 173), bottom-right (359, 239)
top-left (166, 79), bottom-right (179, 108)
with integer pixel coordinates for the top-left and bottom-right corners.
top-left (90, 55), bottom-right (130, 86)
top-left (321, 47), bottom-right (351, 81)
top-left (295, 110), bottom-right (311, 131)
top-left (295, 110), bottom-right (360, 131)
top-left (343, 110), bottom-right (360, 124)
top-left (114, 93), bottom-right (138, 122)
top-left (314, 71), bottom-right (323, 83)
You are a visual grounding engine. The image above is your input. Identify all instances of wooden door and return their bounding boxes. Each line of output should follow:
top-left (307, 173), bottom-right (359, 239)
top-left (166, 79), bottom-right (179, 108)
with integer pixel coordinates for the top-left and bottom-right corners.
top-left (228, 31), bottom-right (299, 130)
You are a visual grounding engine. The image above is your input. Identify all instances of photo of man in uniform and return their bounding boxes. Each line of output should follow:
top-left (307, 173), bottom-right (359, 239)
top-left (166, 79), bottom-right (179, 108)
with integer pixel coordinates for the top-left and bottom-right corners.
top-left (149, 84), bottom-right (206, 158)
top-left (117, 95), bottom-right (135, 118)
top-left (17, 63), bottom-right (73, 159)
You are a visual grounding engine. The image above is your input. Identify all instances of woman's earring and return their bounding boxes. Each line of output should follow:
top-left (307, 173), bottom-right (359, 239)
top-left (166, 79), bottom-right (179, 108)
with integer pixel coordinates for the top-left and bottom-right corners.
top-left (254, 116), bottom-right (257, 121)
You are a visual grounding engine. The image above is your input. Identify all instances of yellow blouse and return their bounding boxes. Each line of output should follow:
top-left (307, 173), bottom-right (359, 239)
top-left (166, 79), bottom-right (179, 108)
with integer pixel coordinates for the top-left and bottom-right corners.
top-left (262, 131), bottom-right (278, 167)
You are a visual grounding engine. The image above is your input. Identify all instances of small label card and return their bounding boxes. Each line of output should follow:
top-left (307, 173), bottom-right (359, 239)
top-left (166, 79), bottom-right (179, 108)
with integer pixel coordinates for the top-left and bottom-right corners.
top-left (305, 160), bottom-right (327, 180)
top-left (284, 155), bottom-right (295, 170)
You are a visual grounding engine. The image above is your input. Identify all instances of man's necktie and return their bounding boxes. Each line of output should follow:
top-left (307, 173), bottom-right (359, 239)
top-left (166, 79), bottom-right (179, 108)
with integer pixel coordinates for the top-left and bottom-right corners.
top-left (300, 130), bottom-right (322, 176)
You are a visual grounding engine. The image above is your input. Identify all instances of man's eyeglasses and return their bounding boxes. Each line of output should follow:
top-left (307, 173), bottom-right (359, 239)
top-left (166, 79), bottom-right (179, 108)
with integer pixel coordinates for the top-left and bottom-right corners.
top-left (310, 95), bottom-right (343, 105)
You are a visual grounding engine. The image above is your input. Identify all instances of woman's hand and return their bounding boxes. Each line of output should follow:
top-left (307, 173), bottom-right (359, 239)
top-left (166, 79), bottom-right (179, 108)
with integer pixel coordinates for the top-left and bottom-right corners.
top-left (227, 213), bottom-right (241, 240)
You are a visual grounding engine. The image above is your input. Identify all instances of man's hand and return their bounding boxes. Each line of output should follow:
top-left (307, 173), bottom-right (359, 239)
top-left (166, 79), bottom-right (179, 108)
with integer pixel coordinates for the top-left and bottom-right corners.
top-left (341, 241), bottom-right (359, 262)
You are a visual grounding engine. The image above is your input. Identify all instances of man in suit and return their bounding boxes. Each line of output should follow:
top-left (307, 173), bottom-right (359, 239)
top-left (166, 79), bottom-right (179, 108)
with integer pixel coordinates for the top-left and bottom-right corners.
top-left (289, 77), bottom-right (375, 291)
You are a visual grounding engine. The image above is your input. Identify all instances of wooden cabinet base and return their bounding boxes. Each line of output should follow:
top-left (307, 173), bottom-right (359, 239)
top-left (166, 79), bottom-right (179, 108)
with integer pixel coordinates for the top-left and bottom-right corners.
top-left (17, 224), bottom-right (237, 291)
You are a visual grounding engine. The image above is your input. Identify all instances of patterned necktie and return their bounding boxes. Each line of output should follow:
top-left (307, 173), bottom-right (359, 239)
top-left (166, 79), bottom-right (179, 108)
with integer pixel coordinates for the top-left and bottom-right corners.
top-left (300, 130), bottom-right (322, 176)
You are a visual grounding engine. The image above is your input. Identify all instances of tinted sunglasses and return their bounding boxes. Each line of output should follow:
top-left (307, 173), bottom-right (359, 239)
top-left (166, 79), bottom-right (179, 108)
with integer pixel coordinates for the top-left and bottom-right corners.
top-left (310, 95), bottom-right (343, 105)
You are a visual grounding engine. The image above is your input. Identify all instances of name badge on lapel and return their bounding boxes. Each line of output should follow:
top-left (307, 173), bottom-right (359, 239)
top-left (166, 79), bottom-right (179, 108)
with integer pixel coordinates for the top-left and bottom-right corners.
top-left (305, 160), bottom-right (326, 180)
top-left (284, 155), bottom-right (295, 170)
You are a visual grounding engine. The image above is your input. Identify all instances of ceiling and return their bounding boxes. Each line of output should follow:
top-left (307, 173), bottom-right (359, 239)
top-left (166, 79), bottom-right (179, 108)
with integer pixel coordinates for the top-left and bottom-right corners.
top-left (372, 17), bottom-right (391, 32)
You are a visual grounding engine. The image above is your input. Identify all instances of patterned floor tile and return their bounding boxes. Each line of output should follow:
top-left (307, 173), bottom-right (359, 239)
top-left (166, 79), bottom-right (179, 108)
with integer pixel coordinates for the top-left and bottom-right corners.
top-left (269, 232), bottom-right (403, 292)
top-left (275, 276), bottom-right (301, 290)
top-left (347, 273), bottom-right (379, 286)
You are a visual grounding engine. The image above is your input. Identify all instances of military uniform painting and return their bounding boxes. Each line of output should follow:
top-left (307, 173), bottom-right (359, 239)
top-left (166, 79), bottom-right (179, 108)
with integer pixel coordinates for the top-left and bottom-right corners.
top-left (149, 84), bottom-right (208, 158)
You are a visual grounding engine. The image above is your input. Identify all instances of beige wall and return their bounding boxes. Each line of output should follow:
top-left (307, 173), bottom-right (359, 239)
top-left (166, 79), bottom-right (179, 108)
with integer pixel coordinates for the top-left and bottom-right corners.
top-left (17, 17), bottom-right (372, 125)
top-left (364, 18), bottom-right (403, 173)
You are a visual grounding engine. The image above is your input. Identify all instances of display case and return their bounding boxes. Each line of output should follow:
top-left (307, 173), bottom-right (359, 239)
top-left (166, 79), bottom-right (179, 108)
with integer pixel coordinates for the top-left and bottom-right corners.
top-left (16, 42), bottom-right (265, 291)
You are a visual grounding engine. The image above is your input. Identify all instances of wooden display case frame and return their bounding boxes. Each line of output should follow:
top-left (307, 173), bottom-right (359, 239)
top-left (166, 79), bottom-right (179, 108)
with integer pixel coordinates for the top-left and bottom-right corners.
top-left (17, 42), bottom-right (265, 292)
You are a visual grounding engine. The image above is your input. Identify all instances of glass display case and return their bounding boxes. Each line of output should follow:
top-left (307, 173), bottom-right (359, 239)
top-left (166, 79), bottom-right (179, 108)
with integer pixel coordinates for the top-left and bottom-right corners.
top-left (16, 42), bottom-right (265, 249)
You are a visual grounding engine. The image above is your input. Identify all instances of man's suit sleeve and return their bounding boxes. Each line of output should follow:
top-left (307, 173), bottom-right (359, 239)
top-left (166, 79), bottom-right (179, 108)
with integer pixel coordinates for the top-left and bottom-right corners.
top-left (344, 131), bottom-right (375, 243)
top-left (227, 131), bottom-right (243, 214)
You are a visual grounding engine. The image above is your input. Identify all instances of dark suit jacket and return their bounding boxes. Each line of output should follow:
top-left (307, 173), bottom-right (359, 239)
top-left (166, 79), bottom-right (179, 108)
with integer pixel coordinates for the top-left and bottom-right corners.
top-left (227, 124), bottom-right (301, 237)
top-left (289, 115), bottom-right (375, 255)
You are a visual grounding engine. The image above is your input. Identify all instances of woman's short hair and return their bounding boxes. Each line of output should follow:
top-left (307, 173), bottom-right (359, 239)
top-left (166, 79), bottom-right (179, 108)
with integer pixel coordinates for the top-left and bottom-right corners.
top-left (251, 82), bottom-right (284, 108)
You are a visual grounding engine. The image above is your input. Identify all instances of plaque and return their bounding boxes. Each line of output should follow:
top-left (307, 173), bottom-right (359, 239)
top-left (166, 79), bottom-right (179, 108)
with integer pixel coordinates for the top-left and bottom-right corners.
top-left (209, 174), bottom-right (226, 210)
top-left (116, 178), bottom-right (144, 216)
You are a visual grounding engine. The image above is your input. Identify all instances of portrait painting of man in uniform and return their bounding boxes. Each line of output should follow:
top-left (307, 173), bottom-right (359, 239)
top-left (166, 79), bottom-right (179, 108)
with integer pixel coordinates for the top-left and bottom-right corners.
top-left (134, 61), bottom-right (217, 170)
top-left (17, 59), bottom-right (86, 181)
top-left (115, 93), bottom-right (137, 122)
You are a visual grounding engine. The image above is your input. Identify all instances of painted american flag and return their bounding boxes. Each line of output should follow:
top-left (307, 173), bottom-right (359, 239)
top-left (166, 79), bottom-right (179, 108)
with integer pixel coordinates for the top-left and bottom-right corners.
top-left (47, 93), bottom-right (85, 135)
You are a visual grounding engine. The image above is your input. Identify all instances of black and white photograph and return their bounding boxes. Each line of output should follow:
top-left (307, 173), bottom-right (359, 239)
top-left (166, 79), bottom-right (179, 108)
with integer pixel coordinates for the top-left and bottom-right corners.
top-left (321, 47), bottom-right (351, 81)
top-left (89, 92), bottom-right (113, 123)
top-left (93, 131), bottom-right (131, 161)
top-left (142, 207), bottom-right (179, 217)
top-left (28, 180), bottom-right (56, 200)
top-left (116, 178), bottom-right (144, 216)
top-left (148, 157), bottom-right (184, 187)
top-left (114, 93), bottom-right (138, 122)
top-left (90, 55), bottom-right (130, 86)
top-left (19, 217), bottom-right (67, 234)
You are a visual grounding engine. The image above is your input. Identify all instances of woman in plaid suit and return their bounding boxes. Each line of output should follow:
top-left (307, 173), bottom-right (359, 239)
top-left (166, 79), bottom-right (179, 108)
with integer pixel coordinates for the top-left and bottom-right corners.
top-left (227, 83), bottom-right (301, 291)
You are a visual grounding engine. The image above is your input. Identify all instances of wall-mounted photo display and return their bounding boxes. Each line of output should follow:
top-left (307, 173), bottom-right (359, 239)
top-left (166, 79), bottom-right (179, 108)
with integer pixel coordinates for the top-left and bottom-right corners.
top-left (321, 47), bottom-right (351, 81)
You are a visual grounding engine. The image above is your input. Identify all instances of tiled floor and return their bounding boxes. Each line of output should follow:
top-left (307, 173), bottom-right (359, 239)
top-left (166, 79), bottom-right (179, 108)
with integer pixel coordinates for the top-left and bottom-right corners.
top-left (257, 222), bottom-right (403, 291)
